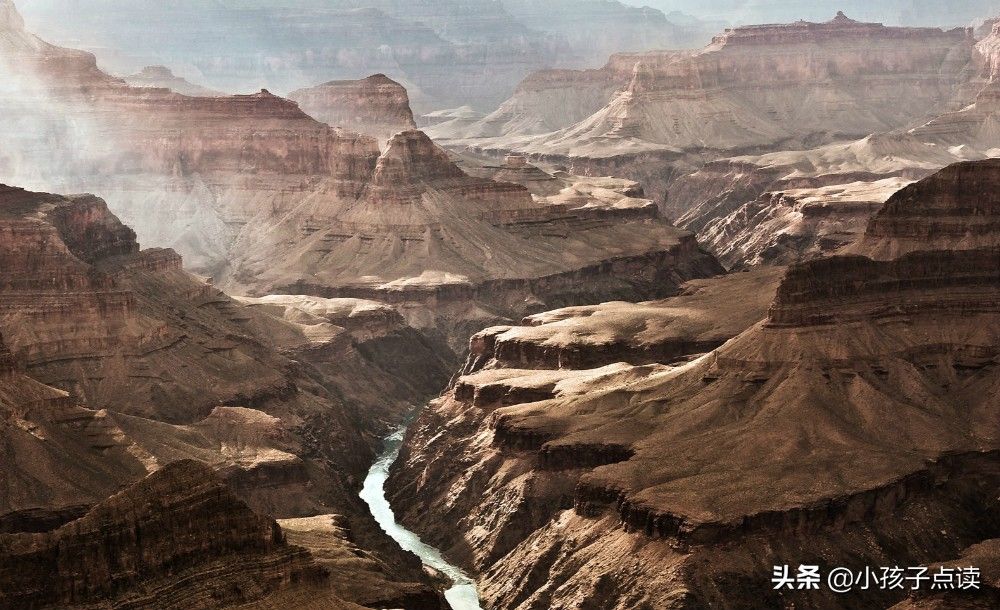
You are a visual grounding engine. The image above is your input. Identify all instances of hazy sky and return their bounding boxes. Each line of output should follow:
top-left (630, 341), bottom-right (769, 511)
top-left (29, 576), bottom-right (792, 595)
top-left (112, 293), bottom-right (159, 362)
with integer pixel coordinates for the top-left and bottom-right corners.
top-left (622, 0), bottom-right (1000, 27)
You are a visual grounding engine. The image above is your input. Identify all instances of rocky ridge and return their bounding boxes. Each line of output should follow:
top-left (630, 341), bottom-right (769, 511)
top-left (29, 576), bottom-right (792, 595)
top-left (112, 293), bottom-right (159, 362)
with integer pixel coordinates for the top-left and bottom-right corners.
top-left (664, 19), bottom-right (1000, 269)
top-left (122, 65), bottom-right (223, 97)
top-left (289, 74), bottom-right (418, 150)
top-left (0, 182), bottom-right (449, 605)
top-left (431, 13), bottom-right (980, 205)
top-left (14, 0), bottom-right (716, 112)
top-left (387, 159), bottom-right (1000, 609)
top-left (1, 6), bottom-right (723, 353)
top-left (0, 460), bottom-right (393, 610)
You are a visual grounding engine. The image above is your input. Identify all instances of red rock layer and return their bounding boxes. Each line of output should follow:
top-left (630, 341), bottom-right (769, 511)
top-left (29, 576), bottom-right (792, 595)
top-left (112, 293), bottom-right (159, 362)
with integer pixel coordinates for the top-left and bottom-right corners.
top-left (0, 460), bottom-right (327, 610)
top-left (855, 159), bottom-right (1000, 257)
top-left (289, 74), bottom-right (417, 148)
top-left (387, 159), bottom-right (1000, 609)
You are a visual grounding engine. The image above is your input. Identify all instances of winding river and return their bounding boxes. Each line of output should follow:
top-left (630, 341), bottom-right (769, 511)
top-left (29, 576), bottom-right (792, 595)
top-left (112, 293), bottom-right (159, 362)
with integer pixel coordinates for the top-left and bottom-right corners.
top-left (360, 425), bottom-right (483, 610)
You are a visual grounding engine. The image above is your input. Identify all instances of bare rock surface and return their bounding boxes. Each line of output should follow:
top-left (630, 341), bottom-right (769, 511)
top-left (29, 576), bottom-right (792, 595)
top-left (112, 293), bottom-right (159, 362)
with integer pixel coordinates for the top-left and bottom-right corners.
top-left (0, 181), bottom-right (451, 604)
top-left (388, 159), bottom-right (1000, 609)
top-left (123, 65), bottom-right (223, 97)
top-left (0, 9), bottom-right (723, 352)
top-left (0, 459), bottom-right (373, 610)
top-left (289, 74), bottom-right (417, 150)
top-left (432, 13), bottom-right (980, 205)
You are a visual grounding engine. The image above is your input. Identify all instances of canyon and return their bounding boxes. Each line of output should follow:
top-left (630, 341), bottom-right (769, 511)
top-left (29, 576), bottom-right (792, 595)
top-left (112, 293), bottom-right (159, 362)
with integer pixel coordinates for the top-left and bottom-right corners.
top-left (430, 12), bottom-right (981, 207)
top-left (667, 19), bottom-right (1000, 268)
top-left (0, 3), bottom-right (724, 353)
top-left (0, 1), bottom-right (999, 608)
top-left (388, 160), bottom-right (1000, 609)
top-left (15, 0), bottom-right (717, 112)
top-left (0, 181), bottom-right (453, 608)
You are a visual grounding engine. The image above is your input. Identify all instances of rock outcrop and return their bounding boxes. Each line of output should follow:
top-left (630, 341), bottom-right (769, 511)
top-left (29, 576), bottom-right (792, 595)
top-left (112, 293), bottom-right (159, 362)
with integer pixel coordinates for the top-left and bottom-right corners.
top-left (224, 130), bottom-right (724, 349)
top-left (387, 159), bottom-right (1000, 609)
top-left (123, 65), bottom-right (223, 97)
top-left (1, 8), bottom-right (723, 353)
top-left (433, 13), bottom-right (979, 205)
top-left (290, 74), bottom-right (418, 149)
top-left (0, 460), bottom-right (353, 610)
top-left (662, 20), bottom-right (1000, 269)
top-left (15, 0), bottom-right (716, 112)
top-left (0, 181), bottom-right (451, 604)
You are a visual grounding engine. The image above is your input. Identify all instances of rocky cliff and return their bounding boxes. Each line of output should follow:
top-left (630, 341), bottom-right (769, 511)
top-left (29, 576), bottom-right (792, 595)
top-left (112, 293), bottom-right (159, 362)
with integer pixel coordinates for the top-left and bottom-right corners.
top-left (0, 182), bottom-right (451, 604)
top-left (387, 159), bottom-right (1000, 609)
top-left (0, 460), bottom-right (347, 610)
top-left (123, 65), bottom-right (223, 97)
top-left (223, 130), bottom-right (724, 350)
top-left (15, 0), bottom-right (716, 113)
top-left (433, 12), bottom-right (979, 206)
top-left (662, 19), bottom-right (1000, 269)
top-left (1, 6), bottom-right (724, 352)
top-left (289, 74), bottom-right (418, 149)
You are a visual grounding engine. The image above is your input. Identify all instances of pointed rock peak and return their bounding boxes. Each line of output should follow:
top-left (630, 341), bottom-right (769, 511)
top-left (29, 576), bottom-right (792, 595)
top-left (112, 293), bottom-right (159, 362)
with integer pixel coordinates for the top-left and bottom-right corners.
top-left (138, 65), bottom-right (176, 78)
top-left (365, 73), bottom-right (399, 85)
top-left (831, 11), bottom-right (857, 24)
top-left (374, 130), bottom-right (466, 183)
top-left (0, 0), bottom-right (24, 31)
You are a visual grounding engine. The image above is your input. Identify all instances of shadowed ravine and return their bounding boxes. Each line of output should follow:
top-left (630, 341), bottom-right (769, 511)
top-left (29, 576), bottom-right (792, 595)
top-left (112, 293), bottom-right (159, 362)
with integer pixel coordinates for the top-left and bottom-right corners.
top-left (360, 424), bottom-right (483, 610)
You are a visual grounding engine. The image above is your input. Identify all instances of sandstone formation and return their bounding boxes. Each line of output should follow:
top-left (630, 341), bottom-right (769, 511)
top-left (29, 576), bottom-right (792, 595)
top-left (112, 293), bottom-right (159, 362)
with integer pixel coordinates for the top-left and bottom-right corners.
top-left (388, 159), bottom-right (1000, 609)
top-left (0, 5), bottom-right (724, 355)
top-left (223, 130), bottom-right (723, 349)
top-left (15, 0), bottom-right (715, 112)
top-left (0, 460), bottom-right (441, 610)
top-left (289, 74), bottom-right (417, 149)
top-left (123, 65), bottom-right (223, 97)
top-left (667, 20), bottom-right (1000, 268)
top-left (432, 13), bottom-right (980, 205)
top-left (0, 181), bottom-right (450, 603)
top-left (0, 460), bottom-right (378, 610)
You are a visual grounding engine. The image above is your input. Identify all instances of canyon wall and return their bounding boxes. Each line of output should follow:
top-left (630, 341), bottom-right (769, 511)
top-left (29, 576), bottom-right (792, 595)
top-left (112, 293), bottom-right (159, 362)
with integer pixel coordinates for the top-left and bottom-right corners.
top-left (15, 0), bottom-right (717, 112)
top-left (289, 74), bottom-right (417, 149)
top-left (433, 12), bottom-right (980, 206)
top-left (387, 159), bottom-right (1000, 609)
top-left (0, 182), bottom-right (452, 605)
top-left (1, 5), bottom-right (724, 354)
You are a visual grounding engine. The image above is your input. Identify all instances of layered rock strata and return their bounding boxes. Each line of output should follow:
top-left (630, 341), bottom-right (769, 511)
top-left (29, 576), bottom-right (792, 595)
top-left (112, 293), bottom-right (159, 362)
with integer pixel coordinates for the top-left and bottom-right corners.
top-left (289, 74), bottom-right (418, 149)
top-left (223, 130), bottom-right (724, 349)
top-left (123, 65), bottom-right (223, 97)
top-left (388, 159), bottom-right (1000, 609)
top-left (0, 460), bottom-right (366, 610)
top-left (0, 6), bottom-right (723, 353)
top-left (15, 0), bottom-right (715, 112)
top-left (665, 22), bottom-right (1000, 269)
top-left (432, 13), bottom-right (979, 205)
top-left (0, 182), bottom-right (450, 604)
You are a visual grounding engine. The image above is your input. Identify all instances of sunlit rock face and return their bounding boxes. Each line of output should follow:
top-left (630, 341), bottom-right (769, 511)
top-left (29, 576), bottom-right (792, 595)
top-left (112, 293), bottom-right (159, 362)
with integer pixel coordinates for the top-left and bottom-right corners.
top-left (123, 65), bottom-right (222, 96)
top-left (0, 3), bottom-right (723, 348)
top-left (667, 21), bottom-right (1000, 269)
top-left (431, 13), bottom-right (980, 207)
top-left (388, 159), bottom-right (1000, 610)
top-left (14, 0), bottom-right (717, 112)
top-left (289, 74), bottom-right (418, 150)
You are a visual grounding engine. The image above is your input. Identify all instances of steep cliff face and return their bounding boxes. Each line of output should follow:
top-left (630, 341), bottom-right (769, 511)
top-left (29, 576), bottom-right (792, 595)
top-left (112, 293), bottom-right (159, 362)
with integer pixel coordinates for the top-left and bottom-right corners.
top-left (850, 159), bottom-right (1000, 258)
top-left (388, 159), bottom-right (1000, 609)
top-left (0, 460), bottom-right (348, 610)
top-left (123, 65), bottom-right (223, 97)
top-left (0, 7), bottom-right (724, 346)
top-left (290, 74), bottom-right (417, 149)
top-left (0, 183), bottom-right (453, 607)
top-left (15, 0), bottom-right (715, 113)
top-left (434, 13), bottom-right (979, 205)
top-left (224, 130), bottom-right (724, 349)
top-left (663, 20), bottom-right (1000, 269)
